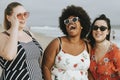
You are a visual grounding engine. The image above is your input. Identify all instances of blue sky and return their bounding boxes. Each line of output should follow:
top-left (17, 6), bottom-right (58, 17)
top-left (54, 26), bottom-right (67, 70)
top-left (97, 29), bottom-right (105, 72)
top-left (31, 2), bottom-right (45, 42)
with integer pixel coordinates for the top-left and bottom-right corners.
top-left (0, 0), bottom-right (120, 26)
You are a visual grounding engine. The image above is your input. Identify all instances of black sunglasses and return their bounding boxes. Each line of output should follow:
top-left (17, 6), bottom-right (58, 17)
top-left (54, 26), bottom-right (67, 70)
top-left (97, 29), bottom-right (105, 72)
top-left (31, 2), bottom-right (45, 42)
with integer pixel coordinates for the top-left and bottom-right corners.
top-left (92, 25), bottom-right (108, 31)
top-left (64, 17), bottom-right (79, 25)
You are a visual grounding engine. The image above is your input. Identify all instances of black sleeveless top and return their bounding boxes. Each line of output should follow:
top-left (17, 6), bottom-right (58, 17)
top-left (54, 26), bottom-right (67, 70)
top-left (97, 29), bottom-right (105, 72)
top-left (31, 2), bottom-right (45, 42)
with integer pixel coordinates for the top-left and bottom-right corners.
top-left (0, 31), bottom-right (43, 80)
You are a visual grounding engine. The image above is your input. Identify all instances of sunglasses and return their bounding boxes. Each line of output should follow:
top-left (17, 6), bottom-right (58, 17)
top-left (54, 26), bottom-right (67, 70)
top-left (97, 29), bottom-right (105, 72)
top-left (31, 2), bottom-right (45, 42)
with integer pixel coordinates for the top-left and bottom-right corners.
top-left (92, 25), bottom-right (108, 31)
top-left (17, 12), bottom-right (30, 20)
top-left (64, 17), bottom-right (79, 25)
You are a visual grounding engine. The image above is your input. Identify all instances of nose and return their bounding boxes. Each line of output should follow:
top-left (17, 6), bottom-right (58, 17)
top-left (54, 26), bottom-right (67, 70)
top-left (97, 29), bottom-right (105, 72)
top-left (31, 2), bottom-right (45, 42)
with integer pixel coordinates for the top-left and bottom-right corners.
top-left (97, 28), bottom-right (101, 31)
top-left (69, 20), bottom-right (74, 24)
top-left (21, 15), bottom-right (26, 20)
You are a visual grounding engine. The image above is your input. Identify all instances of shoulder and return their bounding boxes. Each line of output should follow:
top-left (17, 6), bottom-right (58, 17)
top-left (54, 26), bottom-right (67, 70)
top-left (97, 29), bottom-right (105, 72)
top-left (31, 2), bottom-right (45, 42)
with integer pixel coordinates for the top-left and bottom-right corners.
top-left (109, 43), bottom-right (120, 57)
top-left (24, 30), bottom-right (34, 37)
top-left (112, 43), bottom-right (120, 51)
top-left (44, 37), bottom-right (60, 52)
top-left (84, 40), bottom-right (91, 54)
top-left (47, 37), bottom-right (60, 48)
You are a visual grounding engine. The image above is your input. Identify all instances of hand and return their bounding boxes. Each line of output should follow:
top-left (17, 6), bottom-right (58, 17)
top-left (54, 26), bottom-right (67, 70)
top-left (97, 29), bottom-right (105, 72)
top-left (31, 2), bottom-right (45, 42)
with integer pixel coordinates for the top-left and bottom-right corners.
top-left (8, 13), bottom-right (19, 29)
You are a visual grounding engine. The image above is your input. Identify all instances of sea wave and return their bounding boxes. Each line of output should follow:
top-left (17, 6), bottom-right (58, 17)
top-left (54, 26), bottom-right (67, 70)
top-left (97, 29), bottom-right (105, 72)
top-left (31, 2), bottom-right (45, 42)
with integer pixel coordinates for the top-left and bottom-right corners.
top-left (30, 26), bottom-right (64, 37)
top-left (30, 26), bottom-right (120, 48)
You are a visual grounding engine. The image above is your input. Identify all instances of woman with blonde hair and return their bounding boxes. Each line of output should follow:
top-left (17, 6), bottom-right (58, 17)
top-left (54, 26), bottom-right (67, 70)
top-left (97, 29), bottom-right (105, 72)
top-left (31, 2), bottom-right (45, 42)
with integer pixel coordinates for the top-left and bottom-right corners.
top-left (0, 2), bottom-right (43, 80)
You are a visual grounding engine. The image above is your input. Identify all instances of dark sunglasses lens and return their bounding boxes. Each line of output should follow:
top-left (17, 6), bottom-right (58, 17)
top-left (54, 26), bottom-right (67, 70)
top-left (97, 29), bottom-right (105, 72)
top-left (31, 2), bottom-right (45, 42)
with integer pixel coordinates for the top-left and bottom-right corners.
top-left (93, 26), bottom-right (98, 30)
top-left (100, 26), bottom-right (107, 31)
top-left (93, 26), bottom-right (107, 31)
top-left (72, 17), bottom-right (78, 22)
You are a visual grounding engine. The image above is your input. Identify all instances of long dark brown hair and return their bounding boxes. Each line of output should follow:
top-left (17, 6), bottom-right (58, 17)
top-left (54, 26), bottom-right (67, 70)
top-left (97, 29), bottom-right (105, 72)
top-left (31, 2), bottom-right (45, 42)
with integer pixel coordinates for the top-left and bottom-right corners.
top-left (4, 2), bottom-right (22, 30)
top-left (88, 14), bottom-right (111, 47)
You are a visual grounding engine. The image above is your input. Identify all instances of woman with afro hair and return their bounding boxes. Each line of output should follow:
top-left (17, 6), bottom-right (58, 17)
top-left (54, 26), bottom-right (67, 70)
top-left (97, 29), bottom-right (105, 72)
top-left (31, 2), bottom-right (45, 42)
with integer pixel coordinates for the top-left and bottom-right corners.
top-left (42, 5), bottom-right (93, 80)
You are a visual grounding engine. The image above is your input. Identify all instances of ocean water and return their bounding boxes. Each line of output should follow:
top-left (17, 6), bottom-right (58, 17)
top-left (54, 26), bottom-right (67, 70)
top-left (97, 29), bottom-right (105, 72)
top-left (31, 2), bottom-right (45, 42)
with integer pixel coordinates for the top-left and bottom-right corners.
top-left (30, 26), bottom-right (64, 37)
top-left (30, 26), bottom-right (120, 48)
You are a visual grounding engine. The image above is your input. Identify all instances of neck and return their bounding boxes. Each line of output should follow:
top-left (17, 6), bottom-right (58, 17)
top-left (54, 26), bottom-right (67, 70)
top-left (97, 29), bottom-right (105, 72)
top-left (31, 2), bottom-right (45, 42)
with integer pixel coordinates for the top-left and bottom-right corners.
top-left (95, 39), bottom-right (110, 49)
top-left (67, 36), bottom-right (83, 44)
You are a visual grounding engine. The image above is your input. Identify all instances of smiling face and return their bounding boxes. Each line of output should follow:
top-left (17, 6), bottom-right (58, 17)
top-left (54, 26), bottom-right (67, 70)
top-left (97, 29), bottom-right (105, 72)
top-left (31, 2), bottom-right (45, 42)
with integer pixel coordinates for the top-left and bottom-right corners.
top-left (92, 20), bottom-right (109, 43)
top-left (14, 6), bottom-right (28, 28)
top-left (64, 16), bottom-right (83, 37)
top-left (7, 5), bottom-right (29, 29)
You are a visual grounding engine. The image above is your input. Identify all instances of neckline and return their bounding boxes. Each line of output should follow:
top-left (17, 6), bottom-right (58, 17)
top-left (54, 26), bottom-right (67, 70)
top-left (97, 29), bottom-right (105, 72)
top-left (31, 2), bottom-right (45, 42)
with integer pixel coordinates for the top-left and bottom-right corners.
top-left (19, 40), bottom-right (33, 44)
top-left (92, 43), bottom-right (113, 63)
top-left (59, 49), bottom-right (87, 57)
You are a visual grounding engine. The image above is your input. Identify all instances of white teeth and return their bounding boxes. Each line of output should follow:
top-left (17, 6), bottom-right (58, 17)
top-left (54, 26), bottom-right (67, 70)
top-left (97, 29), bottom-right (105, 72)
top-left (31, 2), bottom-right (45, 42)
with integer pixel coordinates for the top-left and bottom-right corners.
top-left (70, 26), bottom-right (75, 30)
top-left (69, 25), bottom-right (76, 30)
top-left (20, 21), bottom-right (25, 24)
top-left (95, 33), bottom-right (101, 37)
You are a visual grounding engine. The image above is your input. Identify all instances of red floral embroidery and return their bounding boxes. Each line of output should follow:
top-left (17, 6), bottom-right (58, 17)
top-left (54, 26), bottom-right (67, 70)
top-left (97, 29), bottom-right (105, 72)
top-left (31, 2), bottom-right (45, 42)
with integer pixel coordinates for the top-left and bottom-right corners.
top-left (58, 69), bottom-right (63, 72)
top-left (58, 56), bottom-right (61, 62)
top-left (80, 71), bottom-right (83, 75)
top-left (81, 59), bottom-right (84, 62)
top-left (51, 67), bottom-right (54, 71)
top-left (73, 64), bottom-right (78, 68)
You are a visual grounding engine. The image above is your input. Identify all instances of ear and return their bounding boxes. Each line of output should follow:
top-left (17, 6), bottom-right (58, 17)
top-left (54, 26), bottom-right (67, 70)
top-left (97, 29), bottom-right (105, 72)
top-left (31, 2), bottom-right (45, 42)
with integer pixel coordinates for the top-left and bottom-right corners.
top-left (81, 27), bottom-right (83, 29)
top-left (106, 30), bottom-right (110, 35)
top-left (6, 15), bottom-right (11, 22)
top-left (80, 26), bottom-right (83, 29)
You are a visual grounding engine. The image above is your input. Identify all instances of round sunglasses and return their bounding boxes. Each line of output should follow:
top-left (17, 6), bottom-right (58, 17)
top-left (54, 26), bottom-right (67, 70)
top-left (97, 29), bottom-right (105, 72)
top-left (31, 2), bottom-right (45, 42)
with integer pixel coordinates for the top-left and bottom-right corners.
top-left (64, 17), bottom-right (79, 25)
top-left (92, 25), bottom-right (108, 31)
top-left (17, 12), bottom-right (30, 20)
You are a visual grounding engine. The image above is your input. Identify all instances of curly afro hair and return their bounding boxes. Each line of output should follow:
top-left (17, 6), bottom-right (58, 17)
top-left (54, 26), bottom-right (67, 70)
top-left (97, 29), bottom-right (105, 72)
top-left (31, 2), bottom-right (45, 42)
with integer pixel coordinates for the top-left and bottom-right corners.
top-left (59, 5), bottom-right (91, 39)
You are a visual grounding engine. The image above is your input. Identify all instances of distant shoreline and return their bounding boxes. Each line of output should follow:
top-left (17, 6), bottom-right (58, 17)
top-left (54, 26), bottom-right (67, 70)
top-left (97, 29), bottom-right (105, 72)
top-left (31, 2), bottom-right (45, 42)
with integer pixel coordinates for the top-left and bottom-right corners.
top-left (0, 25), bottom-right (54, 50)
top-left (0, 25), bottom-right (120, 48)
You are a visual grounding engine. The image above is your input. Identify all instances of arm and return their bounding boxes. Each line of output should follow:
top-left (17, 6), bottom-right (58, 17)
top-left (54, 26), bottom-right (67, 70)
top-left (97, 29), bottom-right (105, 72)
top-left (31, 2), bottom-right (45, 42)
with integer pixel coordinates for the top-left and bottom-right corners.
top-left (86, 41), bottom-right (94, 80)
top-left (88, 69), bottom-right (94, 80)
top-left (87, 43), bottom-right (94, 80)
top-left (113, 45), bottom-right (120, 77)
top-left (0, 13), bottom-right (19, 60)
top-left (0, 28), bottom-right (18, 60)
top-left (42, 38), bottom-right (59, 80)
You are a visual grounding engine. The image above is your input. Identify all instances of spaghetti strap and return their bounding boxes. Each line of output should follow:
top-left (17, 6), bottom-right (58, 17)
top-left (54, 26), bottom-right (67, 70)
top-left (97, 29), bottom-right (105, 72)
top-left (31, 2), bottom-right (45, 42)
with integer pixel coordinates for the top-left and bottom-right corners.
top-left (2, 31), bottom-right (10, 36)
top-left (57, 37), bottom-right (62, 51)
top-left (85, 41), bottom-right (89, 53)
top-left (23, 30), bottom-right (32, 37)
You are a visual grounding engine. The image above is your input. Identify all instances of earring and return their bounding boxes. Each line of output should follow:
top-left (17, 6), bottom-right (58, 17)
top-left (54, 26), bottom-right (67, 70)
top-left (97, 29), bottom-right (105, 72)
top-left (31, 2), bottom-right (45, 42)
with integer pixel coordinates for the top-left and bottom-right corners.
top-left (81, 27), bottom-right (83, 29)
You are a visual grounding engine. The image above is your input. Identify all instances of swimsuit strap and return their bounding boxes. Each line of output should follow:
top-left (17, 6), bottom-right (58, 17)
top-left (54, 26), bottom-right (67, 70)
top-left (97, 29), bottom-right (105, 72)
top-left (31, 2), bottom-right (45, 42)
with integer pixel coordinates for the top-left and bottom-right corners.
top-left (2, 31), bottom-right (10, 36)
top-left (23, 30), bottom-right (32, 37)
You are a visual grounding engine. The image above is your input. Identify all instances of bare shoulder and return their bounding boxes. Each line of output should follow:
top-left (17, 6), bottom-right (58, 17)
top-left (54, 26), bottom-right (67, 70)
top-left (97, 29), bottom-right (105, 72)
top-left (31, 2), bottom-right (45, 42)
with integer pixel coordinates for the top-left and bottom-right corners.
top-left (28, 31), bottom-right (34, 36)
top-left (44, 37), bottom-right (60, 54)
top-left (45, 38), bottom-right (60, 50)
top-left (24, 30), bottom-right (35, 37)
top-left (87, 42), bottom-right (91, 51)
top-left (84, 40), bottom-right (91, 54)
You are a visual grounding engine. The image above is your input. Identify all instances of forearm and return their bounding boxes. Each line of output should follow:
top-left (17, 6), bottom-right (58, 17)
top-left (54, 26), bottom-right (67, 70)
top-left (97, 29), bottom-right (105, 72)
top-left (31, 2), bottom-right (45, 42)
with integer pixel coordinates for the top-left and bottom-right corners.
top-left (42, 65), bottom-right (52, 80)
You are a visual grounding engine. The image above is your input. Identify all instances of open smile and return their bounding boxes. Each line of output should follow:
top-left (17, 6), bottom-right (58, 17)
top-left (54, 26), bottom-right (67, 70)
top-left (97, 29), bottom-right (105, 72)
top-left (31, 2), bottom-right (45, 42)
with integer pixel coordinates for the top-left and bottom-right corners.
top-left (69, 25), bottom-right (76, 30)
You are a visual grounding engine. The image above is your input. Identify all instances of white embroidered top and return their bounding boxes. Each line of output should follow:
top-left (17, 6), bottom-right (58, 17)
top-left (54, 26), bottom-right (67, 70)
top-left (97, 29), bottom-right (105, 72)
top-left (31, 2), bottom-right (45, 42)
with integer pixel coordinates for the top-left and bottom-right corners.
top-left (51, 48), bottom-right (90, 80)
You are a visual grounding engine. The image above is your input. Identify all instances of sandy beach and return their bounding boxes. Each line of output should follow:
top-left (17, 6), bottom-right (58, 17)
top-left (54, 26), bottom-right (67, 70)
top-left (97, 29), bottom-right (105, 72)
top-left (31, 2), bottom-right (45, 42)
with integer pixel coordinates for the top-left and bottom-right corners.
top-left (0, 25), bottom-right (120, 76)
